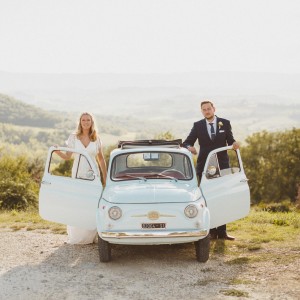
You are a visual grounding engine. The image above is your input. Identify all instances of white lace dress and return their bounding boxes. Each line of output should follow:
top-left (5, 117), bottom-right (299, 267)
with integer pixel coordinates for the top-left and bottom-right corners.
top-left (65, 133), bottom-right (102, 244)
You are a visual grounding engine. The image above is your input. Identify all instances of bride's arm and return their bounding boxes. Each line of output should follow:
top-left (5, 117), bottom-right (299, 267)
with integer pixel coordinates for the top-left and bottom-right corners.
top-left (53, 149), bottom-right (73, 160)
top-left (97, 150), bottom-right (107, 186)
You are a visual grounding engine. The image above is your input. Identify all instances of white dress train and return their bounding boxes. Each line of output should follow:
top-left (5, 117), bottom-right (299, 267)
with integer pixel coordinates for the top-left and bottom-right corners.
top-left (67, 226), bottom-right (97, 245)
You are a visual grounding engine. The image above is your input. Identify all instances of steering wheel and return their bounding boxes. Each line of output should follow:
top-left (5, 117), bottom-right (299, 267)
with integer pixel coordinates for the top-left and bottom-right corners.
top-left (159, 169), bottom-right (185, 178)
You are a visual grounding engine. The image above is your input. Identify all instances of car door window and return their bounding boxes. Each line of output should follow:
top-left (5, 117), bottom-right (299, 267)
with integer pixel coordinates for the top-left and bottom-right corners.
top-left (49, 150), bottom-right (95, 181)
top-left (205, 149), bottom-right (240, 179)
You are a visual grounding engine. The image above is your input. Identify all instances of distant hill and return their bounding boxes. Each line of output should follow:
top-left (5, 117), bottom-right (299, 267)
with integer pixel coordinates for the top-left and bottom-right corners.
top-left (0, 94), bottom-right (63, 128)
top-left (0, 94), bottom-right (189, 150)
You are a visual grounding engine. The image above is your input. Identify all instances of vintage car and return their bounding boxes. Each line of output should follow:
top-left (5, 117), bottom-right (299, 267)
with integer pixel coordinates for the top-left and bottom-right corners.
top-left (39, 139), bottom-right (250, 263)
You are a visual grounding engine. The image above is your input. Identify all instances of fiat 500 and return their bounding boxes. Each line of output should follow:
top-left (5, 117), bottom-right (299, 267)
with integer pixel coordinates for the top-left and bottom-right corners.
top-left (39, 139), bottom-right (250, 262)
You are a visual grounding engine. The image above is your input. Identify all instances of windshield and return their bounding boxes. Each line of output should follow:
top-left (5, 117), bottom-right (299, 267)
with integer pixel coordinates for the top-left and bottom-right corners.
top-left (111, 151), bottom-right (193, 181)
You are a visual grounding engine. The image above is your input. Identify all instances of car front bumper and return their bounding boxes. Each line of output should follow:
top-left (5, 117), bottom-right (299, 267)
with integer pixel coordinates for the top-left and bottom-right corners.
top-left (99, 228), bottom-right (209, 245)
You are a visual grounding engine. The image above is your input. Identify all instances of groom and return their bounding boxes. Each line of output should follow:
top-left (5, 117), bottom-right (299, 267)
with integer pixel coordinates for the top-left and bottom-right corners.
top-left (183, 100), bottom-right (239, 240)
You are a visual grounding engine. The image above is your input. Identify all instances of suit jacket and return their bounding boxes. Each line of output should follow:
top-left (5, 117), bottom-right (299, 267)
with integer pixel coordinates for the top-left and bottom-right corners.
top-left (183, 117), bottom-right (235, 175)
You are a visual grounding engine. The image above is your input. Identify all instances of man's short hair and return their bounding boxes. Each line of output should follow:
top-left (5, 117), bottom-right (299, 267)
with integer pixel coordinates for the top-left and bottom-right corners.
top-left (201, 100), bottom-right (214, 108)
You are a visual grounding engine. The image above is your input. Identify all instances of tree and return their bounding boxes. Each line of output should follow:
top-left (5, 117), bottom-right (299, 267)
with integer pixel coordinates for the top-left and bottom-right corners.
top-left (241, 128), bottom-right (300, 203)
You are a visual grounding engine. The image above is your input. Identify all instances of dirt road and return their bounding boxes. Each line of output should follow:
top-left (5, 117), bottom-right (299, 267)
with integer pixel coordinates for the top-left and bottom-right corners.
top-left (0, 229), bottom-right (299, 299)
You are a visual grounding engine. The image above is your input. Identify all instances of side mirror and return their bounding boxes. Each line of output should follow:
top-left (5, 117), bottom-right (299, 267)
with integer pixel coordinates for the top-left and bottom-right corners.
top-left (85, 170), bottom-right (95, 180)
top-left (207, 166), bottom-right (217, 177)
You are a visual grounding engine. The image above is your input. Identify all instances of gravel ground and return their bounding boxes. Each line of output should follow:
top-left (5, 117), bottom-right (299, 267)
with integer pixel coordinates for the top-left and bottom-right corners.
top-left (0, 229), bottom-right (299, 300)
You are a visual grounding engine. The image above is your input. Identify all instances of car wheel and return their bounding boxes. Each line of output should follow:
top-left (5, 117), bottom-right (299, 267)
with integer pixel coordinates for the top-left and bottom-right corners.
top-left (194, 234), bottom-right (210, 262)
top-left (98, 234), bottom-right (111, 262)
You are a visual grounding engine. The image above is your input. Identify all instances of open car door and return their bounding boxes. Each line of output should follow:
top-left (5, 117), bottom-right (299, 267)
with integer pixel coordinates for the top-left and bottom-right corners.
top-left (39, 146), bottom-right (103, 229)
top-left (200, 146), bottom-right (250, 228)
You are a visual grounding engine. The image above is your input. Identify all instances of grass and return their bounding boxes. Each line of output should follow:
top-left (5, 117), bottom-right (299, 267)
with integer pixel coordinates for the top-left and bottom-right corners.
top-left (0, 207), bottom-right (299, 262)
top-left (207, 207), bottom-right (300, 266)
top-left (229, 278), bottom-right (253, 285)
top-left (0, 209), bottom-right (66, 234)
top-left (220, 289), bottom-right (249, 297)
top-left (225, 257), bottom-right (251, 265)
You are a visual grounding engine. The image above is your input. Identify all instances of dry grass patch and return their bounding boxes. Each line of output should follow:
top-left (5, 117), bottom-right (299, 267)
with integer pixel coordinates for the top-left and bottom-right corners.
top-left (225, 257), bottom-right (251, 265)
top-left (220, 289), bottom-right (249, 297)
top-left (229, 278), bottom-right (254, 285)
top-left (192, 279), bottom-right (213, 286)
top-left (0, 210), bottom-right (66, 234)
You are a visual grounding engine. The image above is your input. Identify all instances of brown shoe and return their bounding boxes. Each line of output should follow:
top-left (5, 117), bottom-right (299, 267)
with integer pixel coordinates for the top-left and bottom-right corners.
top-left (218, 231), bottom-right (235, 241)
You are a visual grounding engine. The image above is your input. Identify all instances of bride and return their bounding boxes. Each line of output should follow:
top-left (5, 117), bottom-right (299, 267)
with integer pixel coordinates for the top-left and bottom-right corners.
top-left (54, 112), bottom-right (107, 244)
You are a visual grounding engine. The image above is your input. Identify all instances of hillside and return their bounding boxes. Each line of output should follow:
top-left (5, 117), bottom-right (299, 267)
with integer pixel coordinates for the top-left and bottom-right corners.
top-left (0, 94), bottom-right (63, 128)
top-left (0, 94), bottom-right (190, 152)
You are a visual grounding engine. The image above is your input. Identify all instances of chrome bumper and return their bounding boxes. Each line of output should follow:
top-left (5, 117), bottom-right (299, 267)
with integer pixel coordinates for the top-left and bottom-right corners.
top-left (101, 229), bottom-right (208, 239)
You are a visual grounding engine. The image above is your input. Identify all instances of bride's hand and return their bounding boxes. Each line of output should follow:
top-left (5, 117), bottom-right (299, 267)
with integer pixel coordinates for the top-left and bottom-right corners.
top-left (53, 145), bottom-right (61, 154)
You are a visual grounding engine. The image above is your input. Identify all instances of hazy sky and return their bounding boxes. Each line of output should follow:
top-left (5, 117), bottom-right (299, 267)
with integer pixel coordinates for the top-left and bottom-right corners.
top-left (0, 0), bottom-right (299, 74)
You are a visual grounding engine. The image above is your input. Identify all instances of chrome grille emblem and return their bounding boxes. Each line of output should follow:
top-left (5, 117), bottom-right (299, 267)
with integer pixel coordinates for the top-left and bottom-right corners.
top-left (147, 211), bottom-right (160, 220)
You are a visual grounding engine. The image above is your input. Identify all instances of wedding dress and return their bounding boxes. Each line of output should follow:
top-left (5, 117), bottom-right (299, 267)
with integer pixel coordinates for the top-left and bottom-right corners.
top-left (65, 134), bottom-right (102, 244)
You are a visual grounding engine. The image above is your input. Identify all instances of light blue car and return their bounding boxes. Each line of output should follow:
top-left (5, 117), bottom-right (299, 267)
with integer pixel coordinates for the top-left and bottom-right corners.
top-left (39, 140), bottom-right (250, 262)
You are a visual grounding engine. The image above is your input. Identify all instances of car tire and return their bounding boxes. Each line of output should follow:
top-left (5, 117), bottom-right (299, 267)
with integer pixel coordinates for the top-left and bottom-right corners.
top-left (194, 234), bottom-right (210, 262)
top-left (98, 234), bottom-right (111, 262)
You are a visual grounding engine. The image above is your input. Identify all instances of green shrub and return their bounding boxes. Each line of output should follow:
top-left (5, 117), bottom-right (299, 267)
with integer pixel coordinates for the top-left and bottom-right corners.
top-left (0, 155), bottom-right (39, 210)
top-left (0, 180), bottom-right (37, 210)
top-left (258, 200), bottom-right (292, 212)
top-left (242, 128), bottom-right (300, 204)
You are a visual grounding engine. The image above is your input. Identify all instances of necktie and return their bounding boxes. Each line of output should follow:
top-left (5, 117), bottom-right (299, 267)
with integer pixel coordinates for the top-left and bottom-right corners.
top-left (209, 123), bottom-right (215, 141)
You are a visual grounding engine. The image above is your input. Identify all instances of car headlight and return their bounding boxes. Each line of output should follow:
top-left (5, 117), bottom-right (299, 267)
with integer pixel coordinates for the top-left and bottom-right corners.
top-left (184, 204), bottom-right (198, 218)
top-left (108, 206), bottom-right (122, 220)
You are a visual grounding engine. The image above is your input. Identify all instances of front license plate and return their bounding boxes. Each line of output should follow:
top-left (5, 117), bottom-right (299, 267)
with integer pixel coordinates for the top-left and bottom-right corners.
top-left (142, 223), bottom-right (166, 229)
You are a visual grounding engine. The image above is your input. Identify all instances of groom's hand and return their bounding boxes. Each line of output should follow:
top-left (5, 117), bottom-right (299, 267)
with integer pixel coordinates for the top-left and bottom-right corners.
top-left (187, 146), bottom-right (197, 155)
top-left (232, 142), bottom-right (239, 150)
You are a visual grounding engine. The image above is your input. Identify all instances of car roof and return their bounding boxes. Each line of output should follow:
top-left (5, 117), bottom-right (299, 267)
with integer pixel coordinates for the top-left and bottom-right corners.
top-left (118, 139), bottom-right (182, 149)
top-left (110, 145), bottom-right (190, 157)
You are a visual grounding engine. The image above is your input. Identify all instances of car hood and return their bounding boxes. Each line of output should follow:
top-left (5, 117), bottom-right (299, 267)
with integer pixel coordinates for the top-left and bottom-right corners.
top-left (102, 182), bottom-right (202, 204)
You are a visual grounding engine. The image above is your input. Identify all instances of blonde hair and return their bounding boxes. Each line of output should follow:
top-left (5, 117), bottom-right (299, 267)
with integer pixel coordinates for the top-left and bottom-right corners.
top-left (75, 112), bottom-right (98, 141)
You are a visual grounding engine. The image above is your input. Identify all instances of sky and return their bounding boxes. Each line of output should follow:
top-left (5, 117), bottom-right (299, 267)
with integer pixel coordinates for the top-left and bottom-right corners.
top-left (0, 0), bottom-right (299, 74)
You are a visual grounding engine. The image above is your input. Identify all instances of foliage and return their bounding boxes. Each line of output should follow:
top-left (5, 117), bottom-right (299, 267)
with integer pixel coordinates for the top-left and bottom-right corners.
top-left (0, 180), bottom-right (37, 210)
top-left (51, 159), bottom-right (73, 177)
top-left (0, 155), bottom-right (39, 210)
top-left (257, 200), bottom-right (293, 212)
top-left (0, 122), bottom-right (70, 153)
top-left (154, 131), bottom-right (176, 140)
top-left (103, 143), bottom-right (117, 163)
top-left (241, 128), bottom-right (300, 203)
